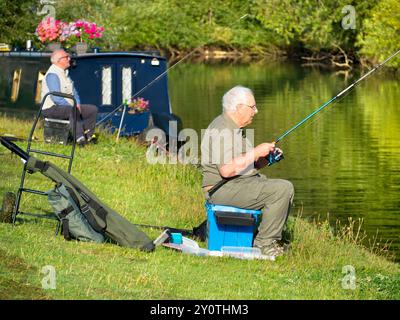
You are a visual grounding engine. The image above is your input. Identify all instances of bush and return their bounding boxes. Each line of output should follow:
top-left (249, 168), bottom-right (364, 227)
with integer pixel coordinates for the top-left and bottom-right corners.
top-left (357, 0), bottom-right (400, 68)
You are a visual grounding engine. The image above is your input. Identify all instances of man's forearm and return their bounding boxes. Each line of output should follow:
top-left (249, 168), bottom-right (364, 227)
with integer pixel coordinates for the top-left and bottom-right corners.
top-left (72, 86), bottom-right (81, 105)
top-left (219, 149), bottom-right (257, 178)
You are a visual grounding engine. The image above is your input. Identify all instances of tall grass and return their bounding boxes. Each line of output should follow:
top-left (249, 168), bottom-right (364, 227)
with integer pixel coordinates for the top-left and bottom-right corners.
top-left (0, 115), bottom-right (399, 300)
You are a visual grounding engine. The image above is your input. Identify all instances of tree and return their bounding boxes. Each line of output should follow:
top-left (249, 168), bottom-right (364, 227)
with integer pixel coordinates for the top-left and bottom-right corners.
top-left (251, 0), bottom-right (379, 54)
top-left (0, 0), bottom-right (39, 47)
top-left (357, 0), bottom-right (400, 68)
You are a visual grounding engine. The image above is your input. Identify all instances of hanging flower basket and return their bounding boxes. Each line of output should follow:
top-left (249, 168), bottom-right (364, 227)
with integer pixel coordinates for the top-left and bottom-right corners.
top-left (71, 42), bottom-right (88, 55)
top-left (35, 17), bottom-right (104, 52)
top-left (44, 42), bottom-right (62, 52)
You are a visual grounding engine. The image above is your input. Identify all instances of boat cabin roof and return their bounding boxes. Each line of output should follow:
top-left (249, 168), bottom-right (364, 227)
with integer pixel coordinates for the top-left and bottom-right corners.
top-left (0, 50), bottom-right (165, 60)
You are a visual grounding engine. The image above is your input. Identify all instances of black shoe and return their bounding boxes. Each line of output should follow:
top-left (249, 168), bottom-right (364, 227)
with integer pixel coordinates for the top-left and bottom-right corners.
top-left (87, 134), bottom-right (98, 144)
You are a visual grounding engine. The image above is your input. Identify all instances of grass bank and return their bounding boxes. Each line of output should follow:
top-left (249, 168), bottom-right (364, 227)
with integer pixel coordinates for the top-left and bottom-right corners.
top-left (0, 115), bottom-right (399, 300)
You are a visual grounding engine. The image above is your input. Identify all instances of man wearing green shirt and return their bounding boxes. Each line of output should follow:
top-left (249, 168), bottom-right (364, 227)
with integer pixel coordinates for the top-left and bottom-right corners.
top-left (201, 85), bottom-right (294, 258)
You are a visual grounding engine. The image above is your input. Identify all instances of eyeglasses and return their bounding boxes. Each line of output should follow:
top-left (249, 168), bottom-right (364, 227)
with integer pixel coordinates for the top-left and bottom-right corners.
top-left (58, 55), bottom-right (70, 61)
top-left (240, 103), bottom-right (258, 112)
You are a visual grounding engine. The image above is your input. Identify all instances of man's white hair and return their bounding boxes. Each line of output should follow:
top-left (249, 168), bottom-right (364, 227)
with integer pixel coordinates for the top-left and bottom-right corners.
top-left (222, 85), bottom-right (253, 112)
top-left (50, 49), bottom-right (66, 64)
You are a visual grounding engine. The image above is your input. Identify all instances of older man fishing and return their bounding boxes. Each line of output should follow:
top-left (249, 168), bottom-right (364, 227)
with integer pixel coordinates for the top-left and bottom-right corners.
top-left (201, 85), bottom-right (294, 258)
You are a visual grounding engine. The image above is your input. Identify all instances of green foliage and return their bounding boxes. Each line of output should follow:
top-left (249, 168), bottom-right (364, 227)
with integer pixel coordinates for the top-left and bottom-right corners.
top-left (110, 0), bottom-right (263, 51)
top-left (357, 0), bottom-right (400, 68)
top-left (54, 0), bottom-right (276, 53)
top-left (252, 0), bottom-right (379, 52)
top-left (0, 0), bottom-right (39, 47)
top-left (110, 0), bottom-right (205, 51)
top-left (0, 0), bottom-right (398, 67)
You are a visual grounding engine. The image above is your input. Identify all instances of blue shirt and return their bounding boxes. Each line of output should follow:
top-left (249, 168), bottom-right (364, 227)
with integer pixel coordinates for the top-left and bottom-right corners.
top-left (46, 73), bottom-right (81, 106)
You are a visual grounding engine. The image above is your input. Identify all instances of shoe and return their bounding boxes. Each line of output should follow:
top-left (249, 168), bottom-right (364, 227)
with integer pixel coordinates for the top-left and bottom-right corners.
top-left (257, 240), bottom-right (286, 258)
top-left (87, 133), bottom-right (98, 144)
top-left (76, 136), bottom-right (86, 147)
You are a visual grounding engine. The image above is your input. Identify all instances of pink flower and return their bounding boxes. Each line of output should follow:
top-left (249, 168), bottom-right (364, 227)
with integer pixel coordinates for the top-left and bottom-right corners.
top-left (36, 17), bottom-right (104, 45)
top-left (129, 97), bottom-right (150, 112)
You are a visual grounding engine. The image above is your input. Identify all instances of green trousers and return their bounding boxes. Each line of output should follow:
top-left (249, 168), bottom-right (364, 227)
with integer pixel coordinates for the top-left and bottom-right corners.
top-left (207, 174), bottom-right (294, 247)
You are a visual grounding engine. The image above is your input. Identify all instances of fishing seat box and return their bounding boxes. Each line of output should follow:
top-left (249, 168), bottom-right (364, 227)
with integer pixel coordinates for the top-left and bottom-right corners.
top-left (205, 202), bottom-right (262, 251)
top-left (44, 118), bottom-right (70, 145)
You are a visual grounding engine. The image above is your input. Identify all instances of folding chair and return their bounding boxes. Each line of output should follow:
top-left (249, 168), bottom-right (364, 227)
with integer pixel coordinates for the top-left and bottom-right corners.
top-left (12, 92), bottom-right (78, 228)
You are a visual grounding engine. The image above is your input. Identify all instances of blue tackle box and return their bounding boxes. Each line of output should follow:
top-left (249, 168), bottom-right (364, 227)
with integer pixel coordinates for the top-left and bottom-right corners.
top-left (205, 202), bottom-right (262, 251)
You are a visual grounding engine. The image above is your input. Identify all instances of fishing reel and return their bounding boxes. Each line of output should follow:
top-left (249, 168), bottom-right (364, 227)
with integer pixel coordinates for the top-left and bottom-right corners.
top-left (267, 149), bottom-right (284, 166)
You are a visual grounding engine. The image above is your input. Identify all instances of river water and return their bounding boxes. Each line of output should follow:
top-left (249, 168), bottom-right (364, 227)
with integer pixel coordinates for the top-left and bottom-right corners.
top-left (168, 61), bottom-right (400, 261)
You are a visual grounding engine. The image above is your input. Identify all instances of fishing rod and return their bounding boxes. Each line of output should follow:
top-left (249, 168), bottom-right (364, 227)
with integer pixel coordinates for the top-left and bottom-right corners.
top-left (209, 49), bottom-right (400, 196)
top-left (267, 48), bottom-right (400, 166)
top-left (95, 13), bottom-right (250, 127)
top-left (132, 220), bottom-right (207, 241)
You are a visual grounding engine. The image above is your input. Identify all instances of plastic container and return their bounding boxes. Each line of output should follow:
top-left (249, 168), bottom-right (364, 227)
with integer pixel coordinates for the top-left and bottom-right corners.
top-left (170, 232), bottom-right (183, 244)
top-left (177, 237), bottom-right (275, 261)
top-left (180, 236), bottom-right (210, 256)
top-left (182, 246), bottom-right (210, 256)
top-left (221, 246), bottom-right (275, 261)
top-left (182, 236), bottom-right (198, 248)
top-left (206, 202), bottom-right (262, 251)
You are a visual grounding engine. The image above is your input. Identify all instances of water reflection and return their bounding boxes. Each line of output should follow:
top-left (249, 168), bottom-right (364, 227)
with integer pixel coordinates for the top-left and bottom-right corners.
top-left (169, 62), bottom-right (400, 261)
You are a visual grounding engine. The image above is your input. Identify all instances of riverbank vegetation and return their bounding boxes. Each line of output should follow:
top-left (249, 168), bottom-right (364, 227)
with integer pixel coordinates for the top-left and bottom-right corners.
top-left (0, 115), bottom-right (399, 299)
top-left (0, 0), bottom-right (399, 68)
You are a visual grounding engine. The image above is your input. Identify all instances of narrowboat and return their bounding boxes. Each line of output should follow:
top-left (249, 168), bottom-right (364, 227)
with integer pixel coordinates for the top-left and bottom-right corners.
top-left (0, 50), bottom-right (181, 138)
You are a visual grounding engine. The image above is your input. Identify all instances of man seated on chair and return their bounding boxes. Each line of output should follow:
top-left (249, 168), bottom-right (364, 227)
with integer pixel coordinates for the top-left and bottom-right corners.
top-left (41, 49), bottom-right (98, 146)
top-left (201, 85), bottom-right (294, 258)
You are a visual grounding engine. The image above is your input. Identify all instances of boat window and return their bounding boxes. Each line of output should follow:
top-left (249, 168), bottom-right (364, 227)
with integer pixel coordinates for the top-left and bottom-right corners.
top-left (11, 68), bottom-right (22, 102)
top-left (122, 67), bottom-right (132, 103)
top-left (35, 71), bottom-right (46, 104)
top-left (102, 66), bottom-right (112, 105)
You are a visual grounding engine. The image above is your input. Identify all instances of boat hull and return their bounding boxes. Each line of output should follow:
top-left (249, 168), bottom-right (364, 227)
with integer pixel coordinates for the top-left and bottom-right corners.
top-left (0, 51), bottom-right (180, 137)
